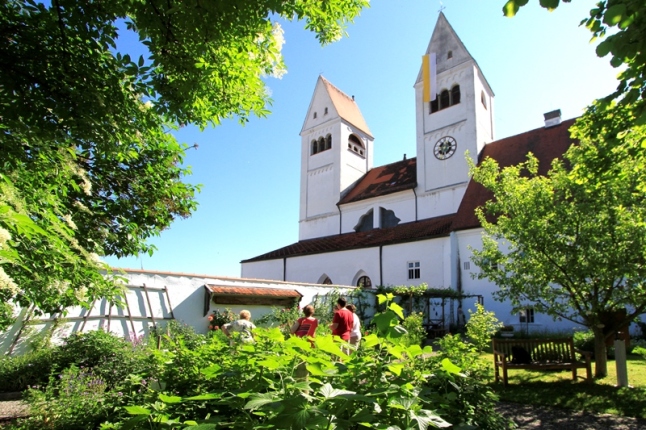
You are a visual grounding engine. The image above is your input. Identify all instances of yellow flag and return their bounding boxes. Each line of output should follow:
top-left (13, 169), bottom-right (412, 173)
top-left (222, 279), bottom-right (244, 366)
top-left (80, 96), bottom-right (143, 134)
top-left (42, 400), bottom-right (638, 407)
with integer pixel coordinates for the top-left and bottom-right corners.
top-left (422, 53), bottom-right (437, 103)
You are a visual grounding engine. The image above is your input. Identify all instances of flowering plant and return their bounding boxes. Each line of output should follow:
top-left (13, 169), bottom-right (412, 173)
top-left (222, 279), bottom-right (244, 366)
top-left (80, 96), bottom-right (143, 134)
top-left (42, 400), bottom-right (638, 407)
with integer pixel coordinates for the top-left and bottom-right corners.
top-left (207, 308), bottom-right (235, 331)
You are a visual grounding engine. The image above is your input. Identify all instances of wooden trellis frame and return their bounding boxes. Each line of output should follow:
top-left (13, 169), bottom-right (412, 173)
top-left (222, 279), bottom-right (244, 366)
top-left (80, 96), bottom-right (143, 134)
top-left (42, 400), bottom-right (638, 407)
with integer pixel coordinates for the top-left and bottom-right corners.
top-left (5, 284), bottom-right (175, 354)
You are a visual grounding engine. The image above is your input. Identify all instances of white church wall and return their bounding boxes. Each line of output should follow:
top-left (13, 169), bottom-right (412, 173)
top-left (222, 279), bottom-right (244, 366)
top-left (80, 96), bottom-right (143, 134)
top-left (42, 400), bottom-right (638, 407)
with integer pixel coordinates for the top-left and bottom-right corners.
top-left (340, 191), bottom-right (417, 234)
top-left (285, 248), bottom-right (380, 288)
top-left (381, 238), bottom-right (450, 288)
top-left (241, 259), bottom-right (283, 280)
top-left (415, 183), bottom-right (467, 221)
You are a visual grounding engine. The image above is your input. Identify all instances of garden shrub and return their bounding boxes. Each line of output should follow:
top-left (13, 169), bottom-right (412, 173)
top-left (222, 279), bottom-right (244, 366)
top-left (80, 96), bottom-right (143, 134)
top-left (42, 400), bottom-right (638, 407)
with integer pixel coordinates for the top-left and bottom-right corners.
top-left (151, 319), bottom-right (205, 350)
top-left (12, 365), bottom-right (115, 430)
top-left (96, 294), bottom-right (511, 430)
top-left (465, 303), bottom-right (503, 351)
top-left (52, 329), bottom-right (148, 389)
top-left (401, 311), bottom-right (426, 347)
top-left (0, 347), bottom-right (56, 392)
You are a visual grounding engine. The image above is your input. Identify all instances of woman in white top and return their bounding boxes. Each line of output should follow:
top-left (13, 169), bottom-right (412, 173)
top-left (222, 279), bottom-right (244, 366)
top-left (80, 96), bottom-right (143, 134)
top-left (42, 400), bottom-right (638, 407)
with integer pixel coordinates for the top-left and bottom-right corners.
top-left (346, 304), bottom-right (361, 347)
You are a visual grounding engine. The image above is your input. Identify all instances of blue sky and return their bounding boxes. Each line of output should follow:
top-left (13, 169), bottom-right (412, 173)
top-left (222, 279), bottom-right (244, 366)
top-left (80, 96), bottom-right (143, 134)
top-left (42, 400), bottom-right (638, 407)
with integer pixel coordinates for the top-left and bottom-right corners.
top-left (105, 1), bottom-right (620, 277)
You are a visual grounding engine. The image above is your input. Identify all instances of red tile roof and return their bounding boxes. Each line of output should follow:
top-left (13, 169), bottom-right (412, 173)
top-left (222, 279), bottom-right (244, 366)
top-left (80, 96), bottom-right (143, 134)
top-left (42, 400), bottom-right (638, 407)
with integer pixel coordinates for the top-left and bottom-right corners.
top-left (242, 214), bottom-right (455, 263)
top-left (321, 76), bottom-right (373, 137)
top-left (339, 157), bottom-right (417, 204)
top-left (205, 285), bottom-right (302, 298)
top-left (452, 118), bottom-right (576, 231)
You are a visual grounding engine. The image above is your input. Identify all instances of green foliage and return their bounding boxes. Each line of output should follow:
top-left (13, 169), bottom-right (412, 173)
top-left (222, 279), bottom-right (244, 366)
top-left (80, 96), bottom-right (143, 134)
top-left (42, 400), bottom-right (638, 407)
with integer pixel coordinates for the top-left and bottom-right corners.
top-left (255, 305), bottom-right (301, 336)
top-left (53, 330), bottom-right (149, 389)
top-left (0, 0), bottom-right (369, 330)
top-left (151, 320), bottom-right (205, 350)
top-left (465, 304), bottom-right (504, 351)
top-left (13, 366), bottom-right (113, 430)
top-left (633, 346), bottom-right (646, 359)
top-left (0, 347), bottom-right (56, 393)
top-left (469, 101), bottom-right (646, 377)
top-left (401, 311), bottom-right (427, 347)
top-left (502, 0), bottom-right (646, 122)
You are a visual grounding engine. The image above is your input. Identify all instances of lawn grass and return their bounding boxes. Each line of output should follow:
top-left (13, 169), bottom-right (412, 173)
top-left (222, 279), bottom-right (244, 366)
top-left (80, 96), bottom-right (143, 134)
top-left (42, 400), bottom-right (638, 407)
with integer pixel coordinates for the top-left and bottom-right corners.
top-left (482, 353), bottom-right (646, 419)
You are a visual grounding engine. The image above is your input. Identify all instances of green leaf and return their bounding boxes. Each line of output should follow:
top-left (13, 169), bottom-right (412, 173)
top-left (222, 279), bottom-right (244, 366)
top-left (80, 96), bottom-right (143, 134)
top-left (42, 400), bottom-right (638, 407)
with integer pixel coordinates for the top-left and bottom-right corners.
top-left (387, 363), bottom-right (404, 376)
top-left (596, 40), bottom-right (613, 58)
top-left (124, 406), bottom-right (151, 415)
top-left (603, 4), bottom-right (626, 26)
top-left (502, 0), bottom-right (519, 17)
top-left (441, 358), bottom-right (462, 374)
top-left (539, 0), bottom-right (560, 11)
top-left (320, 383), bottom-right (356, 399)
top-left (185, 393), bottom-right (222, 401)
top-left (244, 393), bottom-right (279, 410)
top-left (388, 302), bottom-right (405, 320)
top-left (159, 394), bottom-right (182, 404)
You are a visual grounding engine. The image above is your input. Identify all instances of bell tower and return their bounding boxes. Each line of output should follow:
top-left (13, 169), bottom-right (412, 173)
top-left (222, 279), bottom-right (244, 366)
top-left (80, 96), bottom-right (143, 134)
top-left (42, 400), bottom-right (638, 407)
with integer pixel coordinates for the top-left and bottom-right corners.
top-left (299, 76), bottom-right (374, 241)
top-left (414, 12), bottom-right (495, 219)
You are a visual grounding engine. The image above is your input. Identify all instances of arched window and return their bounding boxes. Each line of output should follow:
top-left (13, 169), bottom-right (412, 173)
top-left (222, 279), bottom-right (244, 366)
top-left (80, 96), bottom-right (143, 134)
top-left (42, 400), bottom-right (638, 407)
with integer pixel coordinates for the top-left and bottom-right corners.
top-left (481, 91), bottom-right (487, 109)
top-left (348, 134), bottom-right (365, 157)
top-left (451, 85), bottom-right (461, 105)
top-left (325, 134), bottom-right (332, 150)
top-left (447, 50), bottom-right (453, 59)
top-left (311, 140), bottom-right (318, 155)
top-left (439, 90), bottom-right (450, 110)
top-left (318, 137), bottom-right (325, 153)
top-left (313, 112), bottom-right (317, 119)
top-left (357, 276), bottom-right (372, 289)
top-left (430, 97), bottom-right (439, 113)
top-left (322, 276), bottom-right (333, 285)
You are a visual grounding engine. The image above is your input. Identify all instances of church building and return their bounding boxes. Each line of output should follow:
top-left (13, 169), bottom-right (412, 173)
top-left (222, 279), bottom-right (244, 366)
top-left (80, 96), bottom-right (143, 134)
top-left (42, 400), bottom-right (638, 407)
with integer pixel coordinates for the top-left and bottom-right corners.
top-left (241, 13), bottom-right (576, 330)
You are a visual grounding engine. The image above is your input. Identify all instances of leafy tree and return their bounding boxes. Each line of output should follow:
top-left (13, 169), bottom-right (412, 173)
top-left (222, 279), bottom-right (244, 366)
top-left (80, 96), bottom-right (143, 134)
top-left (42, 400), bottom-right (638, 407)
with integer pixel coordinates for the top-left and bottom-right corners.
top-left (465, 303), bottom-right (504, 352)
top-left (503, 0), bottom-right (646, 123)
top-left (0, 0), bottom-right (369, 329)
top-left (469, 102), bottom-right (646, 377)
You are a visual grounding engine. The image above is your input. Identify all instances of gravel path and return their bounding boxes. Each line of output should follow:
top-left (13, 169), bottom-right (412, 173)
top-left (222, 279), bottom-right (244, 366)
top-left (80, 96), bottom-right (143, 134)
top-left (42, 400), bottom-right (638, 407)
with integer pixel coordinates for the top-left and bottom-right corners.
top-left (496, 401), bottom-right (646, 430)
top-left (1, 399), bottom-right (646, 428)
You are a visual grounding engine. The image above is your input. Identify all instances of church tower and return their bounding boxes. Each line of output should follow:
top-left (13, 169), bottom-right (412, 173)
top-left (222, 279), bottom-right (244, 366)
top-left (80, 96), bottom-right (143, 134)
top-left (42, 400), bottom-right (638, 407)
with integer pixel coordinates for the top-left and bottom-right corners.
top-left (299, 76), bottom-right (374, 241)
top-left (414, 13), bottom-right (495, 219)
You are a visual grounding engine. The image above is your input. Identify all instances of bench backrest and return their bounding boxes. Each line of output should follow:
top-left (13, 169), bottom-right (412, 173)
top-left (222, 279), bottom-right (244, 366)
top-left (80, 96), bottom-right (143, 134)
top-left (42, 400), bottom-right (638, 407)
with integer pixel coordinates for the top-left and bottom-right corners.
top-left (492, 337), bottom-right (576, 362)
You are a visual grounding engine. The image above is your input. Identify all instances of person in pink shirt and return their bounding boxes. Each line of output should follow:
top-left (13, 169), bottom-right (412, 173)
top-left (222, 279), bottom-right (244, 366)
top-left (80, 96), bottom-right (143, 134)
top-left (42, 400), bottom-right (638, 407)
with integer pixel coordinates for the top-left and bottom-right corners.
top-left (291, 305), bottom-right (319, 340)
top-left (330, 297), bottom-right (354, 341)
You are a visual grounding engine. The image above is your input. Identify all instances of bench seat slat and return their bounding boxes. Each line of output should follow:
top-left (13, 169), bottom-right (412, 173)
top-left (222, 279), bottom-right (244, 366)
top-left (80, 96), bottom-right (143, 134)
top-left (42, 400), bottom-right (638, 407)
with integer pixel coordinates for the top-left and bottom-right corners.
top-left (492, 337), bottom-right (592, 386)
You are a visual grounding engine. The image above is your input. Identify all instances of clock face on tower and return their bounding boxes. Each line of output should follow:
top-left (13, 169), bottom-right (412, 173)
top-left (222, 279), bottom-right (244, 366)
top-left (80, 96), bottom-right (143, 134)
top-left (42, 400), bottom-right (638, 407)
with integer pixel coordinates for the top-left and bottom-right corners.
top-left (433, 136), bottom-right (457, 160)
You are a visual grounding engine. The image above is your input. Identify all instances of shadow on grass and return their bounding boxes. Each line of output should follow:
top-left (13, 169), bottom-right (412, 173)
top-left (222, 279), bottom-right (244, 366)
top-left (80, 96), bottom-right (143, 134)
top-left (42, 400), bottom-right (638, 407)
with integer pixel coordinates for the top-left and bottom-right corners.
top-left (491, 376), bottom-right (646, 419)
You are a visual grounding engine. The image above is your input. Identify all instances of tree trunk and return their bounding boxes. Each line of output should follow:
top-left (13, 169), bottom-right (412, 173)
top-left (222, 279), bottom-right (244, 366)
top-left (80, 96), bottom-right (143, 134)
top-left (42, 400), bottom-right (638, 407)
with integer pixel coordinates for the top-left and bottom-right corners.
top-left (592, 326), bottom-right (608, 378)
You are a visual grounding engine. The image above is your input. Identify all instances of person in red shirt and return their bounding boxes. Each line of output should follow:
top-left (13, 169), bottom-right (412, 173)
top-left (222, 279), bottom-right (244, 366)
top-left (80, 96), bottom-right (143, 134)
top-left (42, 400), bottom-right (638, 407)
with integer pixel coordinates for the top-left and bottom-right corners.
top-left (330, 297), bottom-right (354, 341)
top-left (291, 305), bottom-right (319, 339)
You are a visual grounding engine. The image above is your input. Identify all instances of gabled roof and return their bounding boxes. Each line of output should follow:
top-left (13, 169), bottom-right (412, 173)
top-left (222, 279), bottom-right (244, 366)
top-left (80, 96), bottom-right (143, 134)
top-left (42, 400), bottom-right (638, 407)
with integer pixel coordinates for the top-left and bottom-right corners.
top-left (241, 214), bottom-right (455, 263)
top-left (301, 76), bottom-right (373, 137)
top-left (452, 118), bottom-right (577, 231)
top-left (339, 157), bottom-right (416, 205)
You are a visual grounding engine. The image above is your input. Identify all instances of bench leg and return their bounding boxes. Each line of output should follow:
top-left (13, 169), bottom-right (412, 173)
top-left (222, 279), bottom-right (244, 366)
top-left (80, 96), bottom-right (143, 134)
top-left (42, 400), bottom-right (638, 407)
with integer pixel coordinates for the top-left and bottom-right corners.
top-left (502, 365), bottom-right (509, 386)
top-left (572, 366), bottom-right (577, 381)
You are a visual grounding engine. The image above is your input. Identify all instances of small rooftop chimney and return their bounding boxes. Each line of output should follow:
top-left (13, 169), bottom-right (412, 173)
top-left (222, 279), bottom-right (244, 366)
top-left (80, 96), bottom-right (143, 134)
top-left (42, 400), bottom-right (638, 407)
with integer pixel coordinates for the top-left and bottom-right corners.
top-left (351, 95), bottom-right (355, 101)
top-left (403, 154), bottom-right (407, 160)
top-left (544, 109), bottom-right (562, 128)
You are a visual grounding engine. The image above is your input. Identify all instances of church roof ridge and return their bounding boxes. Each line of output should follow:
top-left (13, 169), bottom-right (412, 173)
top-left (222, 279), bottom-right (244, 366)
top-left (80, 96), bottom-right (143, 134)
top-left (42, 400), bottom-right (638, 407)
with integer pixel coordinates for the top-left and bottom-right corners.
top-left (319, 75), bottom-right (373, 137)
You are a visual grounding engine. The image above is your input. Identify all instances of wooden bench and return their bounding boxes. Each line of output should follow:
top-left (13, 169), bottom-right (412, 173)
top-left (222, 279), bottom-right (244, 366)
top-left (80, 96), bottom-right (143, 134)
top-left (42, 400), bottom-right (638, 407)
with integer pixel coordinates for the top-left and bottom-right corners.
top-left (492, 337), bottom-right (592, 386)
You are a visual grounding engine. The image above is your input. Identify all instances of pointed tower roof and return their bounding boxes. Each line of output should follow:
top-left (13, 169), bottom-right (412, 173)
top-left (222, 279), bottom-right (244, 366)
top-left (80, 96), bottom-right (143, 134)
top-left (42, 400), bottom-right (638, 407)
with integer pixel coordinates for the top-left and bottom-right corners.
top-left (301, 76), bottom-right (373, 137)
top-left (415, 12), bottom-right (494, 94)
